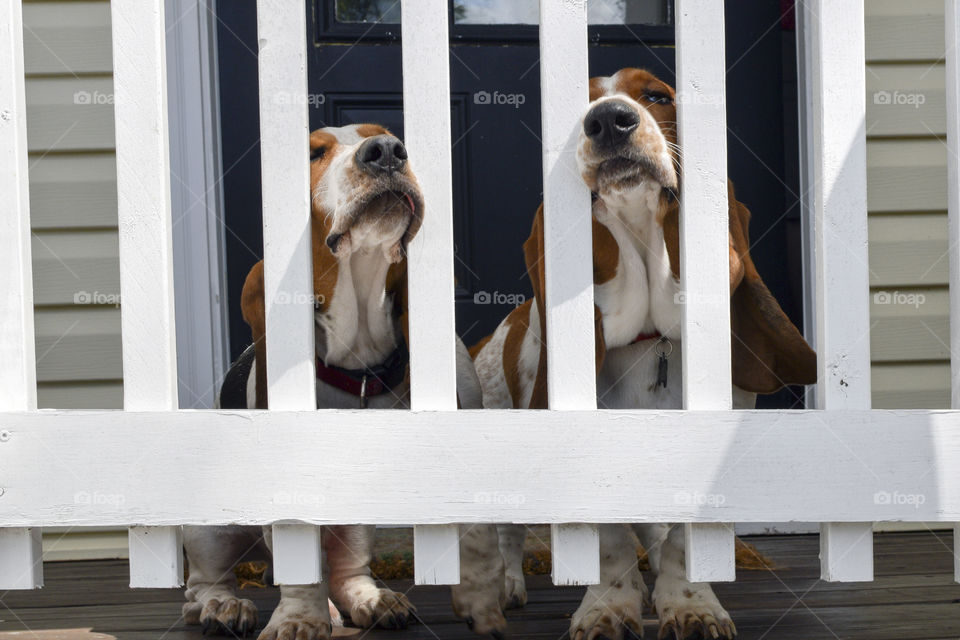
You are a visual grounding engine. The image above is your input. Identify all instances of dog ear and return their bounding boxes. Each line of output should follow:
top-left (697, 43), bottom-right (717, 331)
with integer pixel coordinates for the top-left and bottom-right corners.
top-left (727, 189), bottom-right (816, 392)
top-left (660, 183), bottom-right (816, 393)
top-left (523, 205), bottom-right (609, 409)
top-left (240, 261), bottom-right (269, 409)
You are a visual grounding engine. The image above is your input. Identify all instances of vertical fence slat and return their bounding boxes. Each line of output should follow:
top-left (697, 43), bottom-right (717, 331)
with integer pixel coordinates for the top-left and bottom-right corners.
top-left (945, 0), bottom-right (960, 582)
top-left (539, 0), bottom-right (599, 586)
top-left (674, 0), bottom-right (736, 582)
top-left (129, 526), bottom-right (183, 588)
top-left (0, 0), bottom-right (42, 590)
top-left (808, 0), bottom-right (873, 582)
top-left (256, 0), bottom-right (315, 412)
top-left (0, 529), bottom-right (42, 590)
top-left (272, 524), bottom-right (323, 585)
top-left (401, 0), bottom-right (461, 583)
top-left (413, 524), bottom-right (460, 585)
top-left (256, 1), bottom-right (321, 585)
top-left (110, 0), bottom-right (182, 588)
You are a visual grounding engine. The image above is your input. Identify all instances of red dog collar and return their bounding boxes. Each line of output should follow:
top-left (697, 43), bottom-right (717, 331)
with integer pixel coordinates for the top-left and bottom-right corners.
top-left (315, 343), bottom-right (408, 408)
top-left (631, 330), bottom-right (662, 344)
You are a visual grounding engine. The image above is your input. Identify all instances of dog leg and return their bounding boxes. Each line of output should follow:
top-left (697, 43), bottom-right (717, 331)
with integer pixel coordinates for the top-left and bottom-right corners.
top-left (324, 524), bottom-right (416, 629)
top-left (256, 526), bottom-right (333, 640)
top-left (451, 524), bottom-right (507, 637)
top-left (182, 525), bottom-right (261, 636)
top-left (569, 524), bottom-right (644, 640)
top-left (496, 523), bottom-right (528, 609)
top-left (634, 523), bottom-right (736, 640)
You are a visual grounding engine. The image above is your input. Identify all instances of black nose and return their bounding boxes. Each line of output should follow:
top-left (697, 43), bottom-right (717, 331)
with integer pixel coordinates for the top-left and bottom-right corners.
top-left (583, 100), bottom-right (640, 150)
top-left (355, 135), bottom-right (408, 174)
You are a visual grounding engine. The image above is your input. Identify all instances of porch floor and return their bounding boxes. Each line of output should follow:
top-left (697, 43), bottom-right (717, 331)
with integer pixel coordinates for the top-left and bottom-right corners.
top-left (2, 531), bottom-right (960, 639)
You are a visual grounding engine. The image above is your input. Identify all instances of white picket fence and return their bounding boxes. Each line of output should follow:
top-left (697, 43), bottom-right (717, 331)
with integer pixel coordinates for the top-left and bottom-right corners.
top-left (1, 0), bottom-right (959, 593)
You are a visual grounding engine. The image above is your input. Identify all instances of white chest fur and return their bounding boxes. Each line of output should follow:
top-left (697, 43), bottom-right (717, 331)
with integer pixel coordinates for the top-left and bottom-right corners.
top-left (592, 184), bottom-right (683, 351)
top-left (316, 249), bottom-right (399, 371)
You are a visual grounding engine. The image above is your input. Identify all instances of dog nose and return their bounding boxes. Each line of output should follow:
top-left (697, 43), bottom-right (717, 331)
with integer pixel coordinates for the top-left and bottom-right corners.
top-left (583, 100), bottom-right (640, 150)
top-left (355, 135), bottom-right (408, 174)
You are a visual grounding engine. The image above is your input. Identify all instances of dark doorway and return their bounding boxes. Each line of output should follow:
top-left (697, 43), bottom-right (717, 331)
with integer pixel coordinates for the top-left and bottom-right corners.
top-left (215, 0), bottom-right (804, 407)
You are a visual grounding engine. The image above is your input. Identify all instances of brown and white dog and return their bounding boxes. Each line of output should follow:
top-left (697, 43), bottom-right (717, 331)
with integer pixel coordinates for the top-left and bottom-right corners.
top-left (182, 124), bottom-right (504, 640)
top-left (472, 69), bottom-right (817, 640)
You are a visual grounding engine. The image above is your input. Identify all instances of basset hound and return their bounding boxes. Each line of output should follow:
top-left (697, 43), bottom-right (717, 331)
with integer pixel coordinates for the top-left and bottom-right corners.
top-left (472, 69), bottom-right (817, 640)
top-left (182, 124), bottom-right (501, 640)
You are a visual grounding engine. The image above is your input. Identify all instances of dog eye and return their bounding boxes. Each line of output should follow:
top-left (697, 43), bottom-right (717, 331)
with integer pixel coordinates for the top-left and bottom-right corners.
top-left (310, 147), bottom-right (327, 161)
top-left (643, 91), bottom-right (673, 105)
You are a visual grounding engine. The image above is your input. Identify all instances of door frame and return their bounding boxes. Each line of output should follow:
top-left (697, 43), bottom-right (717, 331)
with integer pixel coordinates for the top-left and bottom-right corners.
top-left (165, 0), bottom-right (230, 409)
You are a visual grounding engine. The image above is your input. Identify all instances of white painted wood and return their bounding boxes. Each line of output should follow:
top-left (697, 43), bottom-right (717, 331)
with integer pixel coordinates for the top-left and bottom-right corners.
top-left (820, 522), bottom-right (873, 582)
top-left (111, 0), bottom-right (178, 412)
top-left (401, 0), bottom-right (457, 412)
top-left (256, 0), bottom-right (315, 411)
top-left (400, 0), bottom-right (460, 579)
top-left (0, 409), bottom-right (957, 525)
top-left (539, 0), bottom-right (600, 586)
top-left (539, 0), bottom-right (595, 409)
top-left (0, 529), bottom-right (42, 589)
top-left (685, 522), bottom-right (736, 582)
top-left (272, 524), bottom-right (322, 585)
top-left (0, 0), bottom-right (37, 412)
top-left (675, 0), bottom-right (736, 582)
top-left (808, 0), bottom-right (874, 582)
top-left (128, 526), bottom-right (183, 588)
top-left (551, 523), bottom-right (599, 585)
top-left (110, 0), bottom-right (183, 589)
top-left (945, 0), bottom-right (960, 582)
top-left (165, 0), bottom-right (229, 409)
top-left (945, 0), bottom-right (960, 413)
top-left (413, 524), bottom-right (459, 585)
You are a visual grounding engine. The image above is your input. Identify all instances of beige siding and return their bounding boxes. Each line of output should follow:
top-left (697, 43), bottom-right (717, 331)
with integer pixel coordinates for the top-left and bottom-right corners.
top-left (865, 0), bottom-right (951, 410)
top-left (23, 0), bottom-right (122, 410)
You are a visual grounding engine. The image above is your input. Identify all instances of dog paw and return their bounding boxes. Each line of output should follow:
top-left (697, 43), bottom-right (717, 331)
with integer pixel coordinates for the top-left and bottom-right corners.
top-left (570, 591), bottom-right (643, 640)
top-left (256, 618), bottom-right (330, 640)
top-left (188, 596), bottom-right (258, 636)
top-left (452, 587), bottom-right (507, 637)
top-left (348, 588), bottom-right (416, 629)
top-left (654, 581), bottom-right (735, 639)
top-left (503, 572), bottom-right (527, 609)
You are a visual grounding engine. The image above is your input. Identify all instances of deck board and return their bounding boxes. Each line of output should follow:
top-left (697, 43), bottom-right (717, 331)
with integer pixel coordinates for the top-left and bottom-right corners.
top-left (2, 532), bottom-right (960, 639)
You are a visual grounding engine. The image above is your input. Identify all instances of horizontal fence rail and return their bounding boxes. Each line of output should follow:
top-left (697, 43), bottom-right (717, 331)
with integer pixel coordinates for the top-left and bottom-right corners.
top-left (1, 0), bottom-right (959, 594)
top-left (0, 410), bottom-right (959, 524)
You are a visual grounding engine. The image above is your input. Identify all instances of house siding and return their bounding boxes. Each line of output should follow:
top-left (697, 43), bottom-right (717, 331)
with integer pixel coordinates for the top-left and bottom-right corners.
top-left (24, 0), bottom-right (123, 410)
top-left (865, 0), bottom-right (951, 409)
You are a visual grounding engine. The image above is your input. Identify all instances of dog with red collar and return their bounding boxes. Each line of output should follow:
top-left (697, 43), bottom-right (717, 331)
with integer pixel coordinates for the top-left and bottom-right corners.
top-left (182, 124), bottom-right (502, 640)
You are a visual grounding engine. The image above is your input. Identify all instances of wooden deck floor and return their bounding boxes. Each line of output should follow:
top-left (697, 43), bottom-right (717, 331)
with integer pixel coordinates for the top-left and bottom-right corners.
top-left (2, 531), bottom-right (960, 639)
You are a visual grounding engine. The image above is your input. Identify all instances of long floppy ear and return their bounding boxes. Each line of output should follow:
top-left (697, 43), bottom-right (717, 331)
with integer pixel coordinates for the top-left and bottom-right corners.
top-left (240, 261), bottom-right (269, 409)
top-left (660, 184), bottom-right (816, 393)
top-left (727, 185), bottom-right (816, 392)
top-left (523, 205), bottom-right (609, 409)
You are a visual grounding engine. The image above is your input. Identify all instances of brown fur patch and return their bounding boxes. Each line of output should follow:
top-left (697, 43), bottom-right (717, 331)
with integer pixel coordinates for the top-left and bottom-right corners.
top-left (592, 216), bottom-right (619, 285)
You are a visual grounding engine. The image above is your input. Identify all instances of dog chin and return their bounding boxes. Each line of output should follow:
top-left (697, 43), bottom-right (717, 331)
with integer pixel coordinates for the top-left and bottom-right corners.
top-left (594, 156), bottom-right (675, 195)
